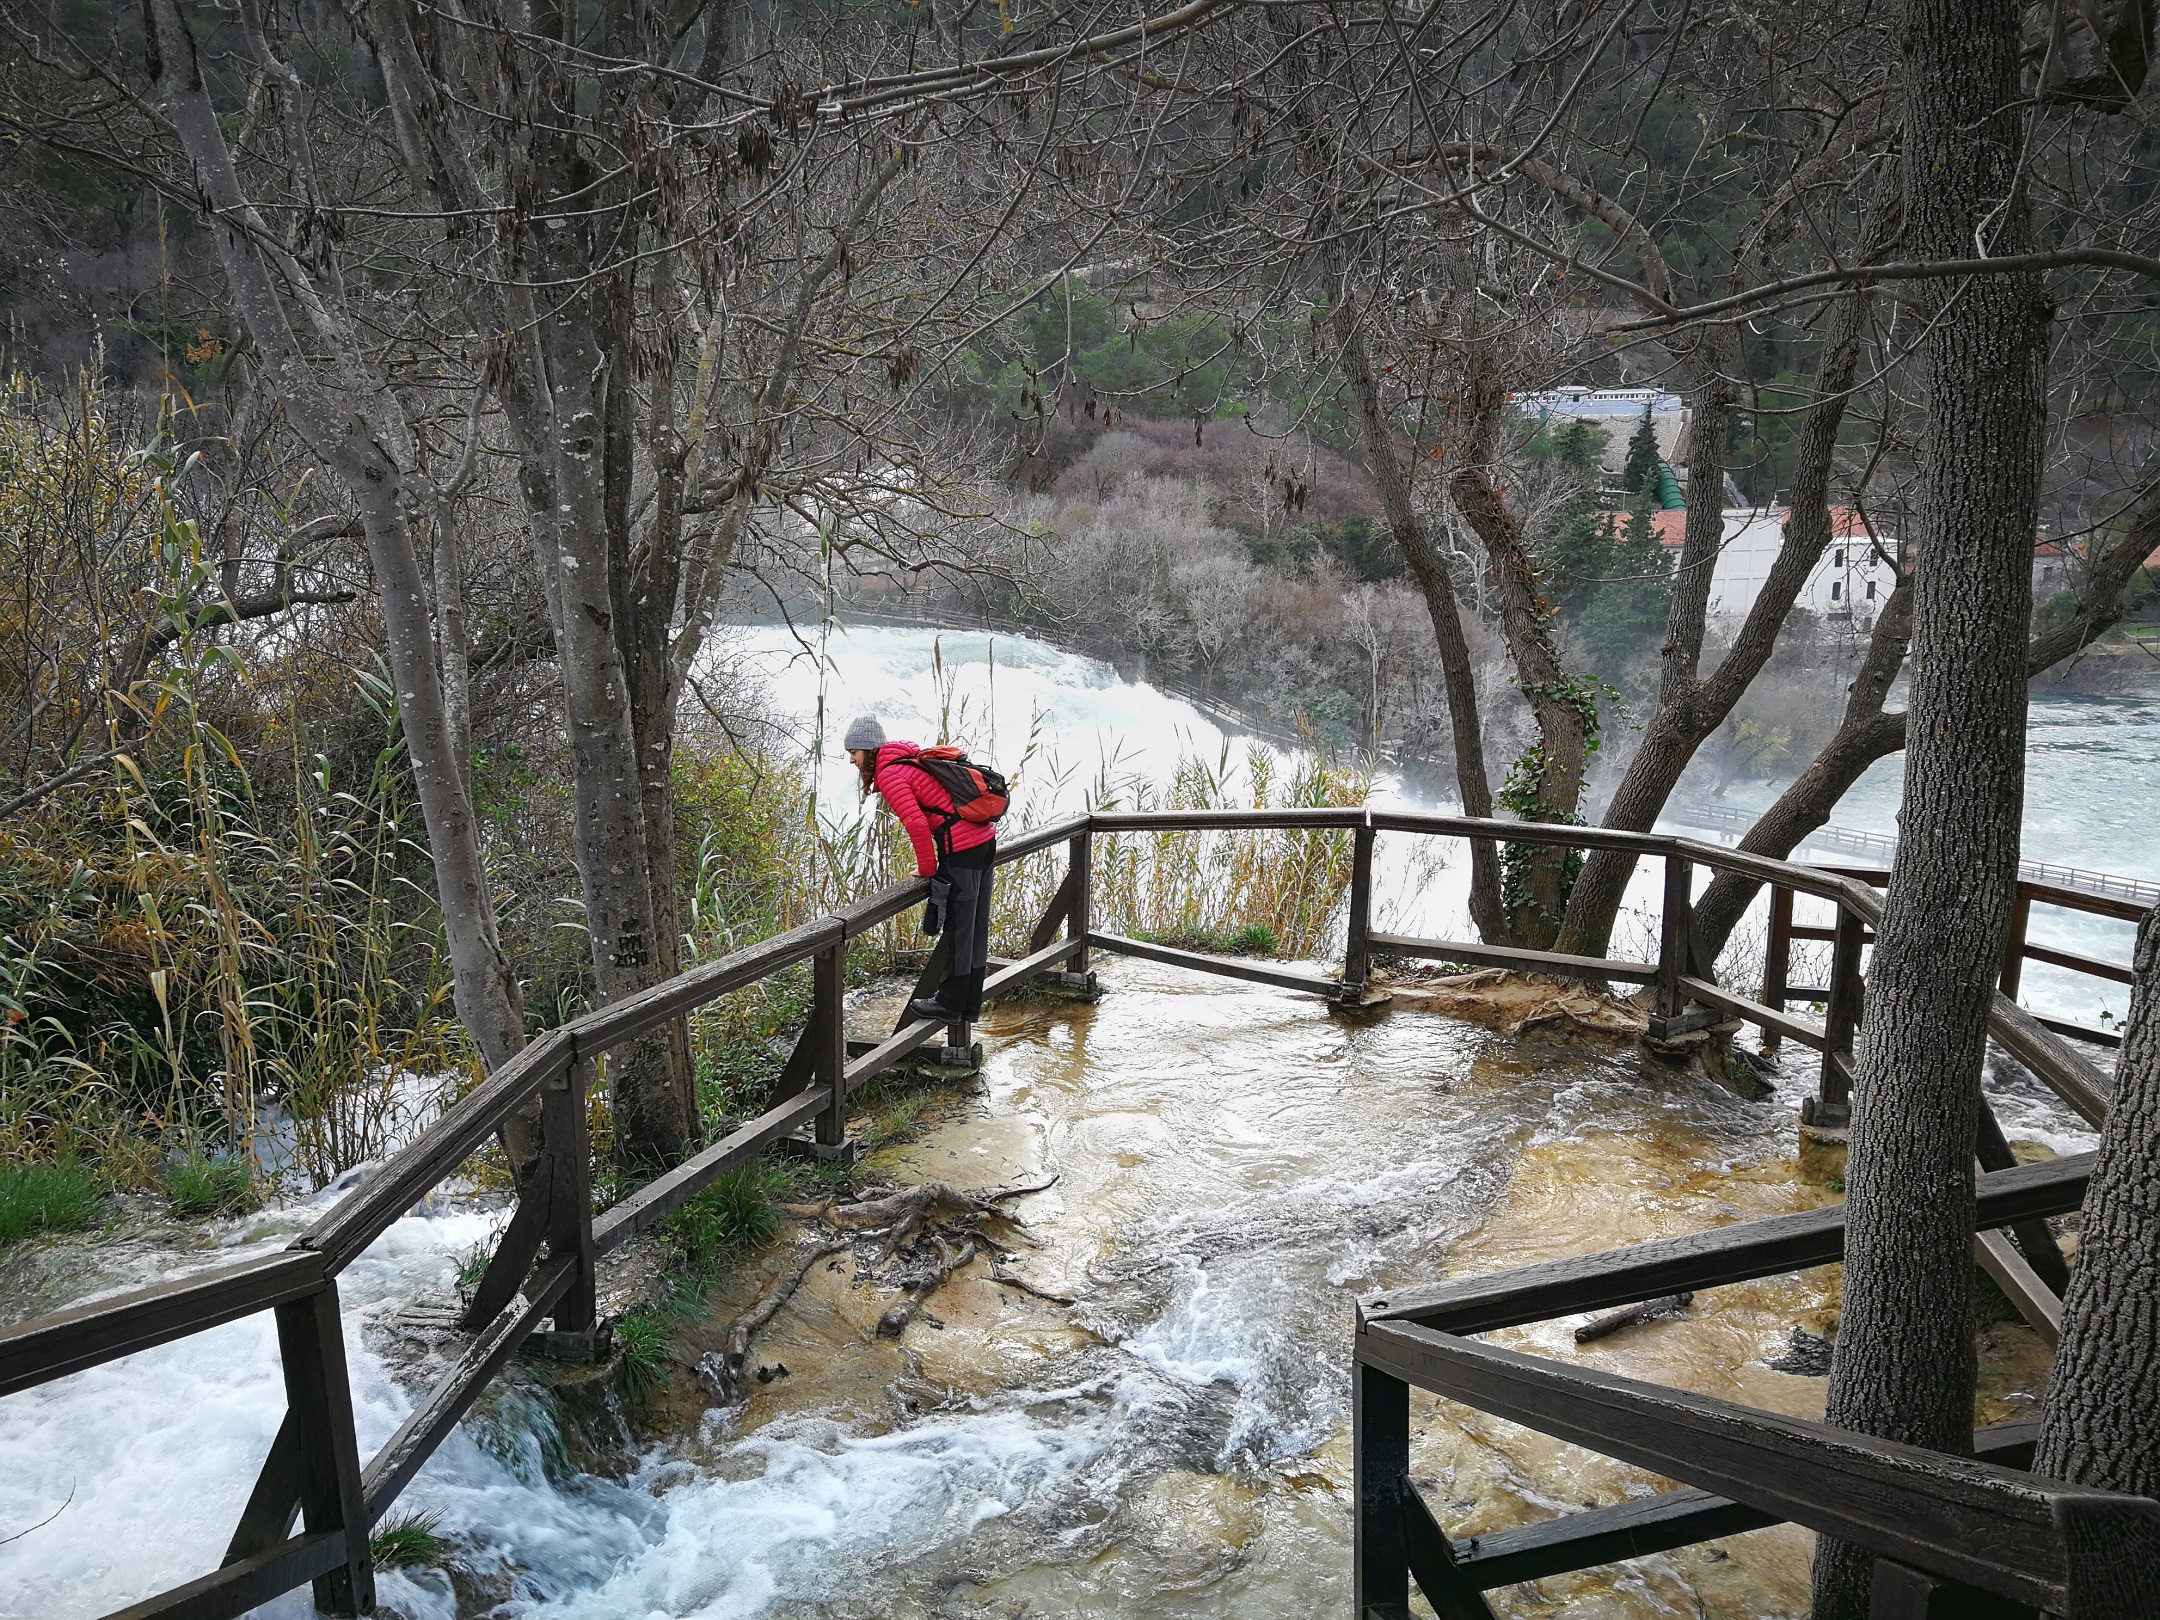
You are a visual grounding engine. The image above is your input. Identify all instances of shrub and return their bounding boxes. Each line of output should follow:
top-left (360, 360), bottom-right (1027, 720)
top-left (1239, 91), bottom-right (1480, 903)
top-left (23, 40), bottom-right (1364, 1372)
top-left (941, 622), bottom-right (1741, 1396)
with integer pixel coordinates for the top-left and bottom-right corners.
top-left (162, 1155), bottom-right (261, 1219)
top-left (370, 1509), bottom-right (450, 1570)
top-left (0, 1159), bottom-right (101, 1243)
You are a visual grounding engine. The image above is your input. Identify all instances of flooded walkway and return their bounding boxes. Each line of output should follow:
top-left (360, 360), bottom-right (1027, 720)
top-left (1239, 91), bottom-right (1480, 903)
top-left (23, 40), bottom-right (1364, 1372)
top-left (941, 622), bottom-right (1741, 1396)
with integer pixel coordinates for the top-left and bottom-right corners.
top-left (1, 958), bottom-right (2081, 1620)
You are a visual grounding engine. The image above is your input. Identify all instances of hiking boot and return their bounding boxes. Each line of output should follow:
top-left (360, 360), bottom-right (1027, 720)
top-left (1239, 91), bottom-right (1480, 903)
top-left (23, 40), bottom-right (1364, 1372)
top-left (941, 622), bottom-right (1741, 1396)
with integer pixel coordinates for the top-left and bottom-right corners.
top-left (907, 997), bottom-right (957, 1025)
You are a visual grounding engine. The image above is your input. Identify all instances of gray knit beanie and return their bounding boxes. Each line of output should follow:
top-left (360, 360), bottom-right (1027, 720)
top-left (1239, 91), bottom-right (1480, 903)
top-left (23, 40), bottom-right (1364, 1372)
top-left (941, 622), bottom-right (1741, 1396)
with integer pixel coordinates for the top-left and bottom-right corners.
top-left (842, 714), bottom-right (887, 752)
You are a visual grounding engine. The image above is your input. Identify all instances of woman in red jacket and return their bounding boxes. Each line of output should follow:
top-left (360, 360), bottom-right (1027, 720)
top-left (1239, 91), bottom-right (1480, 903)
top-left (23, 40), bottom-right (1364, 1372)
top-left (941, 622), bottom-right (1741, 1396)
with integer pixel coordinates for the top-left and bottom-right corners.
top-left (845, 715), bottom-right (996, 1026)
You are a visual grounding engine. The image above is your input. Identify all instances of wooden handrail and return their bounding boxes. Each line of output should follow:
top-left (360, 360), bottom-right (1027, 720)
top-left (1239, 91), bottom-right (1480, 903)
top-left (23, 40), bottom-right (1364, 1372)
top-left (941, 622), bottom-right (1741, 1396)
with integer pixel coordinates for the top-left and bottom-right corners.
top-left (1357, 1319), bottom-right (2160, 1615)
top-left (0, 1249), bottom-right (327, 1397)
top-left (6, 804), bottom-right (2145, 1620)
top-left (1091, 806), bottom-right (1364, 831)
top-left (564, 915), bottom-right (845, 1053)
top-left (297, 1027), bottom-right (575, 1270)
top-left (1450, 1418), bottom-right (2044, 1592)
top-left (591, 1086), bottom-right (834, 1255)
top-left (1362, 1151), bottom-right (2092, 1332)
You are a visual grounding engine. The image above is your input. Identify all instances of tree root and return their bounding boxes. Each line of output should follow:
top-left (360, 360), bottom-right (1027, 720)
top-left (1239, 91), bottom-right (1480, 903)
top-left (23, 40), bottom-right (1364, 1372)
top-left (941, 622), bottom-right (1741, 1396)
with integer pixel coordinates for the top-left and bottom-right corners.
top-left (699, 1237), bottom-right (847, 1401)
top-left (987, 1261), bottom-right (1076, 1306)
top-left (877, 1235), bottom-right (979, 1337)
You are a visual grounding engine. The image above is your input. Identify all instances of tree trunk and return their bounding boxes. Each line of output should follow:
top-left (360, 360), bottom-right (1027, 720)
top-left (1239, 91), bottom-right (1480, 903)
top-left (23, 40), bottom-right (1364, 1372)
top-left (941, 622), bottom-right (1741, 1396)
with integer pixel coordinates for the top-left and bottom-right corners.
top-left (145, 0), bottom-right (529, 1146)
top-left (540, 293), bottom-right (686, 1168)
top-left (1691, 578), bottom-right (1912, 957)
top-left (1335, 314), bottom-right (1507, 942)
top-left (1446, 349), bottom-right (1589, 948)
top-left (1548, 340), bottom-right (1737, 959)
top-left (2034, 911), bottom-right (2160, 1496)
top-left (1812, 2), bottom-right (2048, 1612)
top-left (617, 271), bottom-right (699, 1149)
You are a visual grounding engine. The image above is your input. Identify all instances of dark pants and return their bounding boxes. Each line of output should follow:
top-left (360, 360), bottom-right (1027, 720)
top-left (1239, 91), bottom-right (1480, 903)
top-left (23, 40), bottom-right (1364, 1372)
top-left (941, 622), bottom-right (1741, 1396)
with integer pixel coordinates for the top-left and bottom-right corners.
top-left (938, 840), bottom-right (995, 1021)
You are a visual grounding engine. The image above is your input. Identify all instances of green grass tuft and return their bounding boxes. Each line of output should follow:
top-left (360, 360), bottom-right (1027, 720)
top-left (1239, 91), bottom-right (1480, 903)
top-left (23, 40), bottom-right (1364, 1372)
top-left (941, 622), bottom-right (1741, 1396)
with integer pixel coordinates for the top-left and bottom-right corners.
top-left (1224, 921), bottom-right (1280, 956)
top-left (162, 1155), bottom-right (261, 1219)
top-left (613, 1308), bottom-right (674, 1404)
top-left (0, 1159), bottom-right (102, 1244)
top-left (369, 1509), bottom-right (450, 1570)
top-left (861, 1095), bottom-right (930, 1150)
top-left (452, 1240), bottom-right (491, 1292)
top-left (667, 1162), bottom-right (784, 1272)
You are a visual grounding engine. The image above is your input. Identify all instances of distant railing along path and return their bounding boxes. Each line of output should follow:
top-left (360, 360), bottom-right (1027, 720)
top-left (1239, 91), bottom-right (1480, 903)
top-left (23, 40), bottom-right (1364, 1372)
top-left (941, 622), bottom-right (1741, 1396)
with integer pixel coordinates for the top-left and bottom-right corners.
top-left (0, 809), bottom-right (2150, 1620)
top-left (1668, 800), bottom-right (2160, 908)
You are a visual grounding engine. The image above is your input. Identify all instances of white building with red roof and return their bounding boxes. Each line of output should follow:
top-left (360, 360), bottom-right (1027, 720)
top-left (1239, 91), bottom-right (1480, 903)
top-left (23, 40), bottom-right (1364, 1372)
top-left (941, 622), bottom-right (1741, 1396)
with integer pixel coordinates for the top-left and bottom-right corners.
top-left (1655, 506), bottom-right (1896, 627)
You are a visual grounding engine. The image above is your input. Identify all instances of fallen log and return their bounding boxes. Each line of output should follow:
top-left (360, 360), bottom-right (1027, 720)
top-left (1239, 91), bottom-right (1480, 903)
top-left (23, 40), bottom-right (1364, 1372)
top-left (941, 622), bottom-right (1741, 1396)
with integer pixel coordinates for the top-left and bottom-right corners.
top-left (1574, 1291), bottom-right (1694, 1343)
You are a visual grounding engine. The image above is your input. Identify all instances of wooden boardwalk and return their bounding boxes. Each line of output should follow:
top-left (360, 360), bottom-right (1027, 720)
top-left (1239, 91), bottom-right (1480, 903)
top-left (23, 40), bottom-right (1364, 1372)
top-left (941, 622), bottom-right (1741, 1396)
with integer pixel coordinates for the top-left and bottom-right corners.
top-left (0, 809), bottom-right (2150, 1618)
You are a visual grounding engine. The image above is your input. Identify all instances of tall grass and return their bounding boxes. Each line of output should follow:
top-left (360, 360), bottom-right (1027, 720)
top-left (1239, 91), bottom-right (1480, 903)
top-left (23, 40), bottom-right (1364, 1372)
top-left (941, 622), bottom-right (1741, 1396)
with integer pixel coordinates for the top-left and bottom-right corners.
top-left (1, 405), bottom-right (465, 1192)
top-left (1091, 744), bottom-right (1368, 959)
top-left (0, 1160), bottom-right (102, 1243)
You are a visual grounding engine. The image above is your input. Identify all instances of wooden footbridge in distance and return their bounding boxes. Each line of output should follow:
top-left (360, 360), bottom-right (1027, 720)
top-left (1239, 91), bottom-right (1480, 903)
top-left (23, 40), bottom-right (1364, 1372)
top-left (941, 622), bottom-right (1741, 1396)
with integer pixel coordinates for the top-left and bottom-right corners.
top-left (2, 809), bottom-right (2153, 1619)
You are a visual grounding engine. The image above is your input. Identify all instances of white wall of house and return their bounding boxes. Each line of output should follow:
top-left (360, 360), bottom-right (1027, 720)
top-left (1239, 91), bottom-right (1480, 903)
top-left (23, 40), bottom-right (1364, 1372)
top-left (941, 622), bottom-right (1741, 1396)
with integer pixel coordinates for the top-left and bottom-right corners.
top-left (1671, 508), bottom-right (1894, 628)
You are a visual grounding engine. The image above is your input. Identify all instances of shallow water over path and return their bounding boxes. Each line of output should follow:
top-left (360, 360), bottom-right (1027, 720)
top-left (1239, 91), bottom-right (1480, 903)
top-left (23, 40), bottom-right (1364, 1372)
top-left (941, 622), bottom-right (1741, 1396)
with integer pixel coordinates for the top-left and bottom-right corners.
top-left (4, 956), bottom-right (2078, 1620)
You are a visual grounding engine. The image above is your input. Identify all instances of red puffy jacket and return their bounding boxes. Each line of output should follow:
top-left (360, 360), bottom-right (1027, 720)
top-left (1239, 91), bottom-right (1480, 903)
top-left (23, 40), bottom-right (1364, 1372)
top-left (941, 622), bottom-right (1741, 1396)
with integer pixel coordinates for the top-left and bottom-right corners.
top-left (873, 740), bottom-right (997, 877)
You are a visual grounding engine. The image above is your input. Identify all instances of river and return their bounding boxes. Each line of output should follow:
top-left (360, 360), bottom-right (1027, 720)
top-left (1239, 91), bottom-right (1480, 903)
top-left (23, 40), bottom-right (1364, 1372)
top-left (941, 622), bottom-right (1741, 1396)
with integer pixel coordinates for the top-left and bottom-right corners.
top-left (0, 624), bottom-right (2138, 1619)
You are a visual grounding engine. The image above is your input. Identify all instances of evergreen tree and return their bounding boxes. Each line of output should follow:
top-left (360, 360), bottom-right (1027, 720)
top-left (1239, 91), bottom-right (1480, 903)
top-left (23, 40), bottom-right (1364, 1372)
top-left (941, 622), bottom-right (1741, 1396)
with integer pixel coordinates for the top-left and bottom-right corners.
top-left (1567, 485), bottom-right (1675, 679)
top-left (1553, 418), bottom-right (1603, 475)
top-left (1622, 404), bottom-right (1662, 497)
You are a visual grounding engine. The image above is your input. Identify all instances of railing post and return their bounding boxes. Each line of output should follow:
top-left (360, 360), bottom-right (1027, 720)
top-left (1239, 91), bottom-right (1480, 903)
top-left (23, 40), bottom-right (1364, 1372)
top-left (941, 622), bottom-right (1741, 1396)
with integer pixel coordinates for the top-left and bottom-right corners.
top-left (1818, 902), bottom-right (1865, 1126)
top-left (1651, 852), bottom-right (1694, 1036)
top-left (545, 1056), bottom-right (597, 1339)
top-left (1868, 1557), bottom-right (2029, 1618)
top-left (813, 939), bottom-right (849, 1151)
top-left (1353, 1351), bottom-right (1412, 1616)
top-left (275, 1283), bottom-right (374, 1616)
top-left (1342, 818), bottom-right (1375, 997)
top-left (1763, 883), bottom-right (1794, 1053)
top-left (1999, 884), bottom-right (2032, 1000)
top-left (1069, 828), bottom-right (1092, 974)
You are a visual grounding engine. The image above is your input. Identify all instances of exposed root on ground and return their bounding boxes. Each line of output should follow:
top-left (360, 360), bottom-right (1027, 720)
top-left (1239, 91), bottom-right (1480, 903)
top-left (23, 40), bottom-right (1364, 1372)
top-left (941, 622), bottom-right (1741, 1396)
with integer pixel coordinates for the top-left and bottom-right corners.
top-left (699, 1237), bottom-right (847, 1401)
top-left (695, 1178), bottom-right (1064, 1396)
top-left (1378, 967), bottom-right (1645, 1039)
top-left (987, 1260), bottom-right (1076, 1305)
top-left (876, 1235), bottom-right (980, 1337)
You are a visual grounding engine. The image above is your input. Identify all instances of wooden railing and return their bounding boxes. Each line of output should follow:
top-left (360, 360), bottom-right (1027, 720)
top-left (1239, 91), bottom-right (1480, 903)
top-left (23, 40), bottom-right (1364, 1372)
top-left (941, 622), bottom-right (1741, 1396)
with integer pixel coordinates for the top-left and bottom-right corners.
top-left (1765, 866), bottom-right (2146, 1061)
top-left (0, 808), bottom-right (2144, 1620)
top-left (1352, 1153), bottom-right (2160, 1618)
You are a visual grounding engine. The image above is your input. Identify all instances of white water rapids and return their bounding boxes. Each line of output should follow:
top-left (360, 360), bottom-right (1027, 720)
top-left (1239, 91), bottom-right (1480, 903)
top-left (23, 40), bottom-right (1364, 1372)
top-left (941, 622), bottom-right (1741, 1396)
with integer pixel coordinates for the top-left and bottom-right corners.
top-left (2, 624), bottom-right (2143, 1619)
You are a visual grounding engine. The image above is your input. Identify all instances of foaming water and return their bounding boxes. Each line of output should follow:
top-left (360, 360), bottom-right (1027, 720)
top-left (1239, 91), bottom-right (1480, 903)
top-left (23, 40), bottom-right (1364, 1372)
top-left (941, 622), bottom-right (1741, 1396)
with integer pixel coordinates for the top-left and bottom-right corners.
top-left (4, 624), bottom-right (2128, 1618)
top-left (731, 623), bottom-right (2155, 1022)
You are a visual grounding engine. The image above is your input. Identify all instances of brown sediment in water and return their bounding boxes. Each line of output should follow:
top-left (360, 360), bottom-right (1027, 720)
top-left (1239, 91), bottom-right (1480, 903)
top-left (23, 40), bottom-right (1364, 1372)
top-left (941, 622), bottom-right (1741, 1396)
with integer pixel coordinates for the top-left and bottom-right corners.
top-left (1397, 1124), bottom-right (2059, 1617)
top-left (625, 968), bottom-right (2064, 1619)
